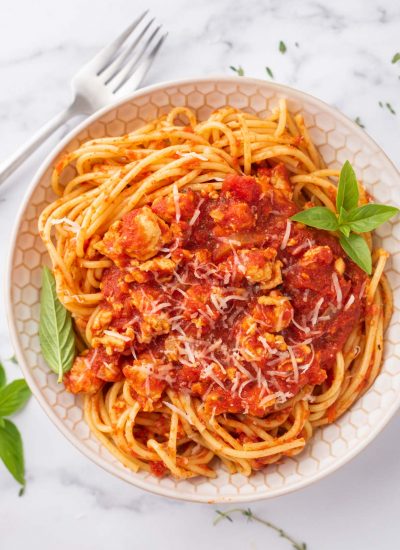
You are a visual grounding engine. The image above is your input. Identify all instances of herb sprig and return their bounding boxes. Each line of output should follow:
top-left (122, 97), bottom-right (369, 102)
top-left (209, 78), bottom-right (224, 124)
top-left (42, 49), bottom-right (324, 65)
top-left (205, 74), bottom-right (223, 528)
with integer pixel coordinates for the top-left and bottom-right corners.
top-left (291, 161), bottom-right (399, 274)
top-left (0, 362), bottom-right (31, 493)
top-left (214, 508), bottom-right (306, 550)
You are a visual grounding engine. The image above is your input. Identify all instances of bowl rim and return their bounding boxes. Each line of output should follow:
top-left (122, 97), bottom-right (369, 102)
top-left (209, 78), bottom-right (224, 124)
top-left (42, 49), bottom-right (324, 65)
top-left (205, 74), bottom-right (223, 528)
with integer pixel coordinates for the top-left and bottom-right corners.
top-left (6, 75), bottom-right (400, 503)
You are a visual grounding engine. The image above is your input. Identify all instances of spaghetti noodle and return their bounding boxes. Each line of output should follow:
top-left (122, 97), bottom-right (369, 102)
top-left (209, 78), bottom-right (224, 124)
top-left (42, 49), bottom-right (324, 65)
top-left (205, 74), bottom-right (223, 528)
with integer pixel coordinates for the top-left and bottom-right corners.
top-left (38, 101), bottom-right (392, 479)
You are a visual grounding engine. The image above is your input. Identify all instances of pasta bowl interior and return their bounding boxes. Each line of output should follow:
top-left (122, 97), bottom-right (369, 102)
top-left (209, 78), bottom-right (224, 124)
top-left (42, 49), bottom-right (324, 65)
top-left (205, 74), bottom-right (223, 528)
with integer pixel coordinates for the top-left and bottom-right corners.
top-left (7, 77), bottom-right (400, 502)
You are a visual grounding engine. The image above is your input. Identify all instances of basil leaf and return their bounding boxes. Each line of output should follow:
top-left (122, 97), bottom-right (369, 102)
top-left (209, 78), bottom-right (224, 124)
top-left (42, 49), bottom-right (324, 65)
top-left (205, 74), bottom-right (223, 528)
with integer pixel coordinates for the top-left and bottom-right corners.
top-left (291, 207), bottom-right (339, 231)
top-left (336, 161), bottom-right (359, 213)
top-left (0, 363), bottom-right (6, 389)
top-left (339, 224), bottom-right (351, 237)
top-left (339, 233), bottom-right (372, 274)
top-left (0, 380), bottom-right (31, 417)
top-left (0, 419), bottom-right (25, 486)
top-left (39, 266), bottom-right (76, 383)
top-left (345, 203), bottom-right (399, 233)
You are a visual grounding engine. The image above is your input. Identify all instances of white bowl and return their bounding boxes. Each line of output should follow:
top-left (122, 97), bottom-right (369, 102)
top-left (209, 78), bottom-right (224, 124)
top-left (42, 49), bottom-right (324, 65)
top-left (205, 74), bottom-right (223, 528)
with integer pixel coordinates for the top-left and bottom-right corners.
top-left (7, 76), bottom-right (400, 503)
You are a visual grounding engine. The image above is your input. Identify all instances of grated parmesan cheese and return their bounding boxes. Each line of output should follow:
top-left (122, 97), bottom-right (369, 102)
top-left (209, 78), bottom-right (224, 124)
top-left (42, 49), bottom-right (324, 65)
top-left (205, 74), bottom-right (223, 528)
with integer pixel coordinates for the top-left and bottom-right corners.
top-left (332, 272), bottom-right (343, 309)
top-left (280, 219), bottom-right (292, 250)
top-left (103, 330), bottom-right (131, 342)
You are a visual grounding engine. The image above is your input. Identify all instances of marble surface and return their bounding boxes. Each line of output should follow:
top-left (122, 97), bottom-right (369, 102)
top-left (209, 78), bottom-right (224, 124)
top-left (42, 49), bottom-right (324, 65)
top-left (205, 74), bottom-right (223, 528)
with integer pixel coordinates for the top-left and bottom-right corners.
top-left (1, 0), bottom-right (399, 548)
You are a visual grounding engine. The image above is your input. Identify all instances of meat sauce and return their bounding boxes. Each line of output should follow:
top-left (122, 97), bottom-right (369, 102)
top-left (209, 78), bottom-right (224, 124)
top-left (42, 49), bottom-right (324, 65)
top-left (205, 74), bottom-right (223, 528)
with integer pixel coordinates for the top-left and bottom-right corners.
top-left (65, 165), bottom-right (367, 417)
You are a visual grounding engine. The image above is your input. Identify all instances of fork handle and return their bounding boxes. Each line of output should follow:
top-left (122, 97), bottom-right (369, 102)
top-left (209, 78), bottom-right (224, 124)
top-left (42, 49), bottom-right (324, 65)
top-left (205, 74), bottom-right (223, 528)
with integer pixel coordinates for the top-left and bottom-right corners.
top-left (0, 102), bottom-right (79, 188)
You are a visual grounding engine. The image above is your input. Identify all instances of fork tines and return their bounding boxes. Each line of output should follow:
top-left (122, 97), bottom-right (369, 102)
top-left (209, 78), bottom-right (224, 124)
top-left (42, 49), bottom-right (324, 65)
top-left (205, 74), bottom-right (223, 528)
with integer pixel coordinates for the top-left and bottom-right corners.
top-left (92, 11), bottom-right (167, 94)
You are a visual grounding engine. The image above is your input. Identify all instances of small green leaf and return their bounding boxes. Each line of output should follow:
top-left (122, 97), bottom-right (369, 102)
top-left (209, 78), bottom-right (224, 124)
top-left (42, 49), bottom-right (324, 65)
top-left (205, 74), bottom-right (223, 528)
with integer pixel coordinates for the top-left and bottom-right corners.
top-left (0, 363), bottom-right (6, 389)
top-left (392, 52), bottom-right (400, 64)
top-left (339, 224), bottom-right (351, 237)
top-left (279, 41), bottom-right (287, 54)
top-left (39, 266), bottom-right (76, 383)
top-left (0, 419), bottom-right (25, 486)
top-left (8, 356), bottom-right (18, 365)
top-left (336, 161), bottom-right (359, 213)
top-left (386, 102), bottom-right (396, 115)
top-left (265, 66), bottom-right (274, 79)
top-left (230, 65), bottom-right (244, 76)
top-left (339, 233), bottom-right (372, 274)
top-left (291, 207), bottom-right (339, 231)
top-left (345, 204), bottom-right (399, 233)
top-left (0, 380), bottom-right (31, 417)
top-left (338, 206), bottom-right (348, 225)
top-left (354, 117), bottom-right (365, 129)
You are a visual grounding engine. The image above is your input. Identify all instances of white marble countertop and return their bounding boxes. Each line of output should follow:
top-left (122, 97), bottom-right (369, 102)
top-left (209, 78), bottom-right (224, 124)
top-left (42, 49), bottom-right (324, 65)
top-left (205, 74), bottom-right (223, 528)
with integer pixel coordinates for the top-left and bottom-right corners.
top-left (1, 0), bottom-right (400, 548)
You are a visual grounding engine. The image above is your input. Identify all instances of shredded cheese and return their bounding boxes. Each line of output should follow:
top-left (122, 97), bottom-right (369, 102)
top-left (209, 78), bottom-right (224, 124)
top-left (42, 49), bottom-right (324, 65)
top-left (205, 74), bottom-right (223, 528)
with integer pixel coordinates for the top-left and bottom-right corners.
top-left (344, 294), bottom-right (355, 311)
top-left (51, 217), bottom-right (81, 234)
top-left (280, 220), bottom-right (292, 250)
top-left (163, 401), bottom-right (193, 424)
top-left (103, 330), bottom-right (131, 342)
top-left (172, 184), bottom-right (181, 222)
top-left (332, 272), bottom-right (343, 309)
top-left (310, 297), bottom-right (324, 326)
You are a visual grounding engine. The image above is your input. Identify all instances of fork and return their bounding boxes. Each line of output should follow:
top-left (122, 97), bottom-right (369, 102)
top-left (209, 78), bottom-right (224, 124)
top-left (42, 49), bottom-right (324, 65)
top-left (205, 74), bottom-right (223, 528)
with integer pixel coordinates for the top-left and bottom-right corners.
top-left (0, 10), bottom-right (167, 188)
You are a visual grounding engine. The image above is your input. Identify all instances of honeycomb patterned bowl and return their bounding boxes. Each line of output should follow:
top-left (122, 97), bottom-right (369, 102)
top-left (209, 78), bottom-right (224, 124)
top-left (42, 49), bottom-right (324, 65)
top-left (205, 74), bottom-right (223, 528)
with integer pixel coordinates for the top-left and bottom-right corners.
top-left (7, 77), bottom-right (400, 503)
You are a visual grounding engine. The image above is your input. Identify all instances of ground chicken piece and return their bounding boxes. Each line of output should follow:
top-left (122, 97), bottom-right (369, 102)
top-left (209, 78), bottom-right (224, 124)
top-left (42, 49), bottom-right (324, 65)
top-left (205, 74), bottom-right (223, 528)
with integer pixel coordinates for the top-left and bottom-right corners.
top-left (151, 190), bottom-right (197, 222)
top-left (139, 257), bottom-right (176, 281)
top-left (123, 355), bottom-right (167, 411)
top-left (235, 316), bottom-right (287, 361)
top-left (301, 245), bottom-right (333, 267)
top-left (258, 164), bottom-right (292, 198)
top-left (92, 326), bottom-right (135, 354)
top-left (64, 354), bottom-right (103, 394)
top-left (138, 315), bottom-right (170, 344)
top-left (129, 286), bottom-right (164, 314)
top-left (181, 284), bottom-right (222, 323)
top-left (239, 248), bottom-right (282, 287)
top-left (164, 335), bottom-right (182, 362)
top-left (95, 206), bottom-right (171, 263)
top-left (253, 291), bottom-right (293, 332)
top-left (210, 201), bottom-right (255, 235)
top-left (218, 248), bottom-right (282, 288)
top-left (96, 357), bottom-right (122, 382)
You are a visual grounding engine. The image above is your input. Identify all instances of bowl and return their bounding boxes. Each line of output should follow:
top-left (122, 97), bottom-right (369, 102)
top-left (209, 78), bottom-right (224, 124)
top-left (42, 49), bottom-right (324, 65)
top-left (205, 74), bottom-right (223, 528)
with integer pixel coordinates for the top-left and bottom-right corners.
top-left (7, 76), bottom-right (400, 502)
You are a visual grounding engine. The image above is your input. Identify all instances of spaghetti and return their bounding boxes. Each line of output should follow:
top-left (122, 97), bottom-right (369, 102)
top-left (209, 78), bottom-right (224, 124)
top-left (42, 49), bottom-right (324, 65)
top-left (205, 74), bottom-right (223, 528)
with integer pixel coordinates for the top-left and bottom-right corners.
top-left (38, 101), bottom-right (392, 479)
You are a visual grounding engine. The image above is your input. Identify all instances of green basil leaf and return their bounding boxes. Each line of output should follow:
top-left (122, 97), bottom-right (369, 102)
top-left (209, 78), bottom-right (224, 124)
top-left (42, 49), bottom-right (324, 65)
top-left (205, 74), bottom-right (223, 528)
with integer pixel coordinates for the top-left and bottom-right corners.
top-left (0, 419), bottom-right (25, 486)
top-left (0, 363), bottom-right (6, 389)
top-left (339, 233), bottom-right (372, 274)
top-left (339, 224), bottom-right (351, 237)
top-left (0, 380), bottom-right (31, 417)
top-left (291, 207), bottom-right (339, 231)
top-left (336, 161), bottom-right (359, 213)
top-left (338, 206), bottom-right (348, 225)
top-left (39, 266), bottom-right (76, 383)
top-left (345, 203), bottom-right (400, 233)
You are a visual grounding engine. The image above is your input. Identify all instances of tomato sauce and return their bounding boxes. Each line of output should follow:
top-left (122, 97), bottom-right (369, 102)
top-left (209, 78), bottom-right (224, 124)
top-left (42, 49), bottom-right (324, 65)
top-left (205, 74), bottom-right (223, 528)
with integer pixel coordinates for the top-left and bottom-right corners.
top-left (65, 166), bottom-right (367, 417)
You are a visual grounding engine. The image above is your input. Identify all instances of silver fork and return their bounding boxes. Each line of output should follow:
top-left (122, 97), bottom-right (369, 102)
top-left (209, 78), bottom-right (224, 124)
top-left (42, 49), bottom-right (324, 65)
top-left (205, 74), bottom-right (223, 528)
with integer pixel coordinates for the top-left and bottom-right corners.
top-left (0, 11), bottom-right (167, 187)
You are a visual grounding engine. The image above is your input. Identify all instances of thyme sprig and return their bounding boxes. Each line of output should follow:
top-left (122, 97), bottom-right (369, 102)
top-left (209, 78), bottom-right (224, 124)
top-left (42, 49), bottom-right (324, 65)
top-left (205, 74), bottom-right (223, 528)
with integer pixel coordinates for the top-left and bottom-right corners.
top-left (214, 508), bottom-right (307, 550)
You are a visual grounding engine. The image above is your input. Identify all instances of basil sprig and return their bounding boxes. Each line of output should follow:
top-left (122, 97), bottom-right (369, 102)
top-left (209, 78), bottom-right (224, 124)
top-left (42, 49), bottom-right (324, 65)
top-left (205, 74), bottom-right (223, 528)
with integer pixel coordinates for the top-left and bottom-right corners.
top-left (290, 160), bottom-right (399, 274)
top-left (0, 362), bottom-right (31, 492)
top-left (39, 267), bottom-right (76, 383)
